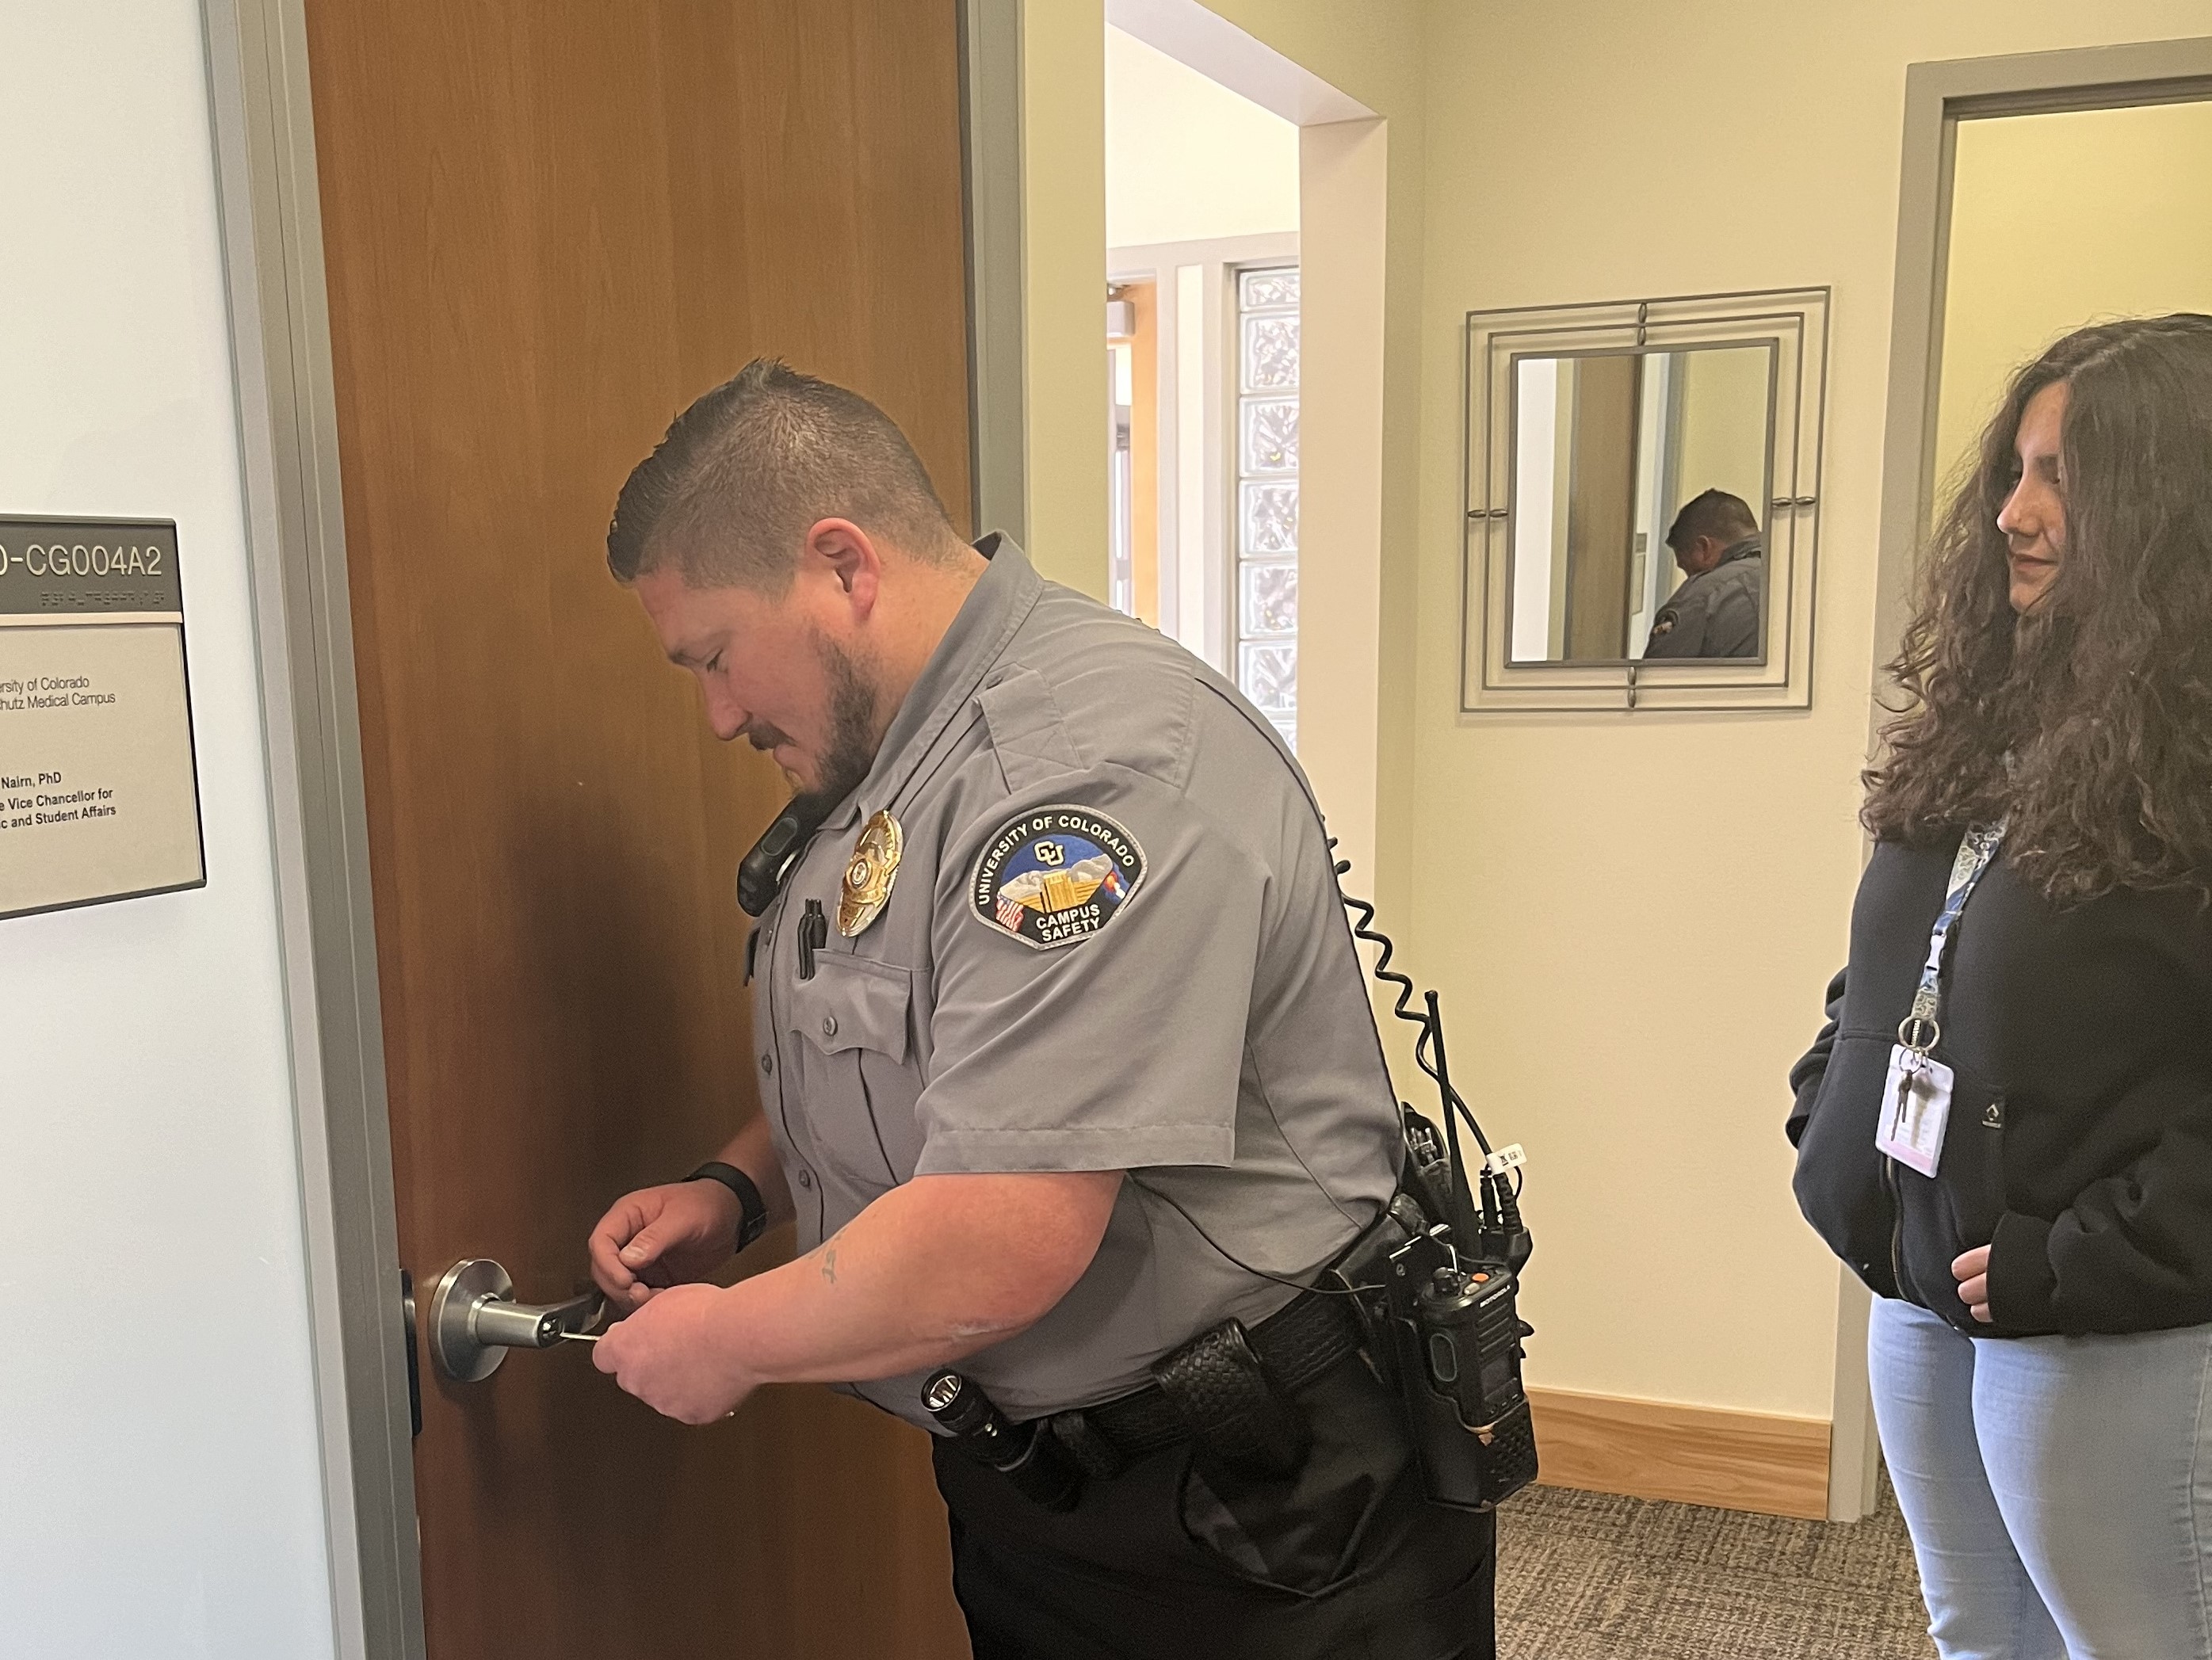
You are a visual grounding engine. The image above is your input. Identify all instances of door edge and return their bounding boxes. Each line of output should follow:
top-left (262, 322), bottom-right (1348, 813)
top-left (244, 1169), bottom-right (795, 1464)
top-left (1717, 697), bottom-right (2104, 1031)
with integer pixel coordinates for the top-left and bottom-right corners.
top-left (960, 0), bottom-right (1030, 545)
top-left (199, 2), bottom-right (425, 1655)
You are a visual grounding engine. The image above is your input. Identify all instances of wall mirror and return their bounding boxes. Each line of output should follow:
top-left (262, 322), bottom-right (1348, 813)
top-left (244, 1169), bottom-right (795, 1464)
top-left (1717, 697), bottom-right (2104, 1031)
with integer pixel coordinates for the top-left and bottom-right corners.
top-left (1508, 344), bottom-right (1773, 665)
top-left (1465, 288), bottom-right (1829, 712)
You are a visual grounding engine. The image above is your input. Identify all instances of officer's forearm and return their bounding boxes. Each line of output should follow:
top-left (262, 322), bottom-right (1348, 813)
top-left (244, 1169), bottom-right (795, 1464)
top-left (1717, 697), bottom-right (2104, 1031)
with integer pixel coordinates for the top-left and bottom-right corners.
top-left (711, 1114), bottom-right (796, 1230)
top-left (705, 1170), bottom-right (1121, 1387)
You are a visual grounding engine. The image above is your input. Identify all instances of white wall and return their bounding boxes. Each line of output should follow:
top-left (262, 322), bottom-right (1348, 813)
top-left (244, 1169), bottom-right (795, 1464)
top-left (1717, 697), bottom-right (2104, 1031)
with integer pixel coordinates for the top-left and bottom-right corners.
top-left (1106, 25), bottom-right (1301, 248)
top-left (0, 6), bottom-right (338, 1656)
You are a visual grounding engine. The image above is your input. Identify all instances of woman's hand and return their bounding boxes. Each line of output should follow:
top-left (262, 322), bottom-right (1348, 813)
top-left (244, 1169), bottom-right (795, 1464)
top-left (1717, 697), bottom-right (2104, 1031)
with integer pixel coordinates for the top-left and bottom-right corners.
top-left (1952, 1245), bottom-right (1995, 1324)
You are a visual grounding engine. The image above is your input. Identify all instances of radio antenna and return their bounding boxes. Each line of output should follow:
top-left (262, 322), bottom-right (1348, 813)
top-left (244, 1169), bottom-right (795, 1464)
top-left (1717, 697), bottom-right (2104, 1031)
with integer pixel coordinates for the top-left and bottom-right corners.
top-left (1425, 990), bottom-right (1483, 1246)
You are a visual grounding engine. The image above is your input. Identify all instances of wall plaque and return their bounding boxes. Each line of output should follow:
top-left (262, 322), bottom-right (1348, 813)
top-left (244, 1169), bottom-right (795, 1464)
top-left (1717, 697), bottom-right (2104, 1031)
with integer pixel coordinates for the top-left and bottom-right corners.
top-left (0, 517), bottom-right (205, 920)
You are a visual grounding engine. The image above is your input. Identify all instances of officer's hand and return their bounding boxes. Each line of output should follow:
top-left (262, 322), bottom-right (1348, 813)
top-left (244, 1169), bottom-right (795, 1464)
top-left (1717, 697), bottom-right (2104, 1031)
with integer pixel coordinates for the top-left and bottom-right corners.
top-left (592, 1282), bottom-right (756, 1425)
top-left (588, 1181), bottom-right (740, 1311)
top-left (1952, 1244), bottom-right (1994, 1324)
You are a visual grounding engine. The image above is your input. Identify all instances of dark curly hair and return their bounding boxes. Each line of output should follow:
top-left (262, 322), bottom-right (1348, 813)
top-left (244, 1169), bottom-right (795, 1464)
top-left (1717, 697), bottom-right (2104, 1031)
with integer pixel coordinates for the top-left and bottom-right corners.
top-left (1862, 313), bottom-right (2212, 903)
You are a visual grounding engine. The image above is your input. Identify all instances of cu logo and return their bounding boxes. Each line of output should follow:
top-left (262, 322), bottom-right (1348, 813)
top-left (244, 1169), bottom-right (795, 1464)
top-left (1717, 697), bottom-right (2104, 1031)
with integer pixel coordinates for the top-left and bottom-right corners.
top-left (1033, 839), bottom-right (1065, 867)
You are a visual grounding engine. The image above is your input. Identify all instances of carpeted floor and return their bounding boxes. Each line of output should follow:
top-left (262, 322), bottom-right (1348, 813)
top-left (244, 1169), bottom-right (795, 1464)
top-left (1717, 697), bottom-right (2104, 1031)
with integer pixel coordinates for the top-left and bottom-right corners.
top-left (1495, 1479), bottom-right (1935, 1659)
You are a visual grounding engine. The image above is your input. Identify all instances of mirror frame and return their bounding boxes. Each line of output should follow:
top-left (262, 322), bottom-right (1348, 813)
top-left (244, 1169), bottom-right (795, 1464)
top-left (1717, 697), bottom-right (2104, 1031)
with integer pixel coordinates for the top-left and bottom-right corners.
top-left (1462, 287), bottom-right (1830, 712)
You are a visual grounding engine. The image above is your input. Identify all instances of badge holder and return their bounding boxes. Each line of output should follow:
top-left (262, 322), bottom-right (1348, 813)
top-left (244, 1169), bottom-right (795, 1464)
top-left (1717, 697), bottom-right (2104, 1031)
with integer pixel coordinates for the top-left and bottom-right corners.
top-left (1875, 821), bottom-right (2006, 1182)
top-left (1878, 1013), bottom-right (1953, 1180)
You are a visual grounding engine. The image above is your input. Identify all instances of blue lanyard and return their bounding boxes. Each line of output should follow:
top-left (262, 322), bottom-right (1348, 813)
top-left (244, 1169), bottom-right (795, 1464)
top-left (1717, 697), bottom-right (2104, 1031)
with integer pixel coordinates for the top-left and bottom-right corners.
top-left (1897, 819), bottom-right (2008, 1057)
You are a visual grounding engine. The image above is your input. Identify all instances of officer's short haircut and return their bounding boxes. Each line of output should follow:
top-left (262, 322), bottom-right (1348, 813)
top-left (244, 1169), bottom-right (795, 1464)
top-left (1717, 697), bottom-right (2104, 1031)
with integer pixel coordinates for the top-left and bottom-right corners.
top-left (1664, 488), bottom-right (1760, 552)
top-left (606, 358), bottom-right (963, 591)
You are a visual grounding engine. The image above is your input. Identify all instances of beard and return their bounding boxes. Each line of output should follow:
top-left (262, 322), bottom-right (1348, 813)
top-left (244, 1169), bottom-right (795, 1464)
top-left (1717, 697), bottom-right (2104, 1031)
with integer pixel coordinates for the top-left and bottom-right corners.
top-left (732, 632), bottom-right (883, 804)
top-left (803, 630), bottom-right (882, 807)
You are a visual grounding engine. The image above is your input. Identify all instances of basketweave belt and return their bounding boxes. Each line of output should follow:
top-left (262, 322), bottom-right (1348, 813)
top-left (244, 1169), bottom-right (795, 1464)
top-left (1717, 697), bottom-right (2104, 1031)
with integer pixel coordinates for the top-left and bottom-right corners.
top-left (1069, 1288), bottom-right (1366, 1461)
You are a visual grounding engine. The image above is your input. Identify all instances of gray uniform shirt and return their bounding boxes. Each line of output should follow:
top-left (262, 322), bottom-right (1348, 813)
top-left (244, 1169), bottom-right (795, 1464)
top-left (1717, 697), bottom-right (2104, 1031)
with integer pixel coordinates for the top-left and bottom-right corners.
top-left (1641, 536), bottom-right (1763, 659)
top-left (751, 536), bottom-right (1401, 1430)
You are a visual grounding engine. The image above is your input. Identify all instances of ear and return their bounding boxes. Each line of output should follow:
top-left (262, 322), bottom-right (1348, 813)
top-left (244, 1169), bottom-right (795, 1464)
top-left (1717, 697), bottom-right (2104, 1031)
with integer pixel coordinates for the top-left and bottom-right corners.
top-left (800, 518), bottom-right (884, 623)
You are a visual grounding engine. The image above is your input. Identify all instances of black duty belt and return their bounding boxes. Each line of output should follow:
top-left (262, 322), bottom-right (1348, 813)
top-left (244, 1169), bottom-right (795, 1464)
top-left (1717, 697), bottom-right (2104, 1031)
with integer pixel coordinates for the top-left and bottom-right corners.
top-left (1076, 1289), bottom-right (1366, 1461)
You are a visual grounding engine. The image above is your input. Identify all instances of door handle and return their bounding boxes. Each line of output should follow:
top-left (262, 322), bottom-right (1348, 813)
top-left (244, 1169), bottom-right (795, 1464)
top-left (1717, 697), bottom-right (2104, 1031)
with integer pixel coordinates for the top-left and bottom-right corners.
top-left (425, 1257), bottom-right (606, 1383)
top-left (401, 1267), bottom-right (423, 1436)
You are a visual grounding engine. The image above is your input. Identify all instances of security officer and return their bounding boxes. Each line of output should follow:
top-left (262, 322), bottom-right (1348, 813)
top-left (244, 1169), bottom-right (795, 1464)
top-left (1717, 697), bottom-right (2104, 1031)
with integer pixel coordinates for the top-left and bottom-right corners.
top-left (1641, 487), bottom-right (1764, 658)
top-left (586, 360), bottom-right (1494, 1658)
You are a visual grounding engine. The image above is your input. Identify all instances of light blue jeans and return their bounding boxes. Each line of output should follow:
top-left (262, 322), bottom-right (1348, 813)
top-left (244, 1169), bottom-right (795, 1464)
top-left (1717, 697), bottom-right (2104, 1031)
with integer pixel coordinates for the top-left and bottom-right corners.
top-left (1869, 1296), bottom-right (2212, 1659)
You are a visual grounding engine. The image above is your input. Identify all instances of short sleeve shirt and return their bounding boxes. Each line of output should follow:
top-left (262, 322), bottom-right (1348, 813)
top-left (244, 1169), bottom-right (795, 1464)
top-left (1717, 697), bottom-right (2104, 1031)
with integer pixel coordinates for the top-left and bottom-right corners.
top-left (751, 537), bottom-right (1402, 1429)
top-left (1642, 537), bottom-right (1764, 659)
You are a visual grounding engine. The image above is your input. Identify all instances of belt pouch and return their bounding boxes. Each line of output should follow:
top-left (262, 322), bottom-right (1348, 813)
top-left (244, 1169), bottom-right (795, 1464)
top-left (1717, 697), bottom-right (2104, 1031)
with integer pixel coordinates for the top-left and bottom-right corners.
top-left (1047, 1409), bottom-right (1131, 1482)
top-left (1152, 1318), bottom-right (1312, 1481)
top-left (977, 1418), bottom-right (1085, 1513)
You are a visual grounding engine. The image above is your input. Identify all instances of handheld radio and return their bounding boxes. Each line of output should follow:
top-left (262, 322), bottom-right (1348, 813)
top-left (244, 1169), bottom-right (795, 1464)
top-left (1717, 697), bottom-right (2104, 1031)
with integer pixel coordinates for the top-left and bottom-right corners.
top-left (1332, 866), bottom-right (1539, 1513)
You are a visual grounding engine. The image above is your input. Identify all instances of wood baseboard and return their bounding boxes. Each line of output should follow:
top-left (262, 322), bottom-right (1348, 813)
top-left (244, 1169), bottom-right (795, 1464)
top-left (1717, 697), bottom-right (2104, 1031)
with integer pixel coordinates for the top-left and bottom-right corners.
top-left (1526, 1386), bottom-right (1831, 1521)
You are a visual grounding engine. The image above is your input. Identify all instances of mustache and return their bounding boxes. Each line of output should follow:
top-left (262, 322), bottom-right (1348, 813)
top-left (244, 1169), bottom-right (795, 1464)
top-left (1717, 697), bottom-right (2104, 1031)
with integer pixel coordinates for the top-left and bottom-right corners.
top-left (739, 719), bottom-right (797, 752)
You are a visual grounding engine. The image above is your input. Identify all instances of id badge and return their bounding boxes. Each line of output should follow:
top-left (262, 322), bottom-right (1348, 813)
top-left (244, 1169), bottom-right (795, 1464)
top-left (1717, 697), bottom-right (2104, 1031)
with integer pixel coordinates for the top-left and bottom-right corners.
top-left (1876, 1045), bottom-right (1953, 1177)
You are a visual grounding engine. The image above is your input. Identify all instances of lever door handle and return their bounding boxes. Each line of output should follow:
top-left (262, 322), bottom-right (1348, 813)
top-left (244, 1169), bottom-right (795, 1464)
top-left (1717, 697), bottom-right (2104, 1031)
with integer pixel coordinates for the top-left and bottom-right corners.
top-left (425, 1258), bottom-right (606, 1383)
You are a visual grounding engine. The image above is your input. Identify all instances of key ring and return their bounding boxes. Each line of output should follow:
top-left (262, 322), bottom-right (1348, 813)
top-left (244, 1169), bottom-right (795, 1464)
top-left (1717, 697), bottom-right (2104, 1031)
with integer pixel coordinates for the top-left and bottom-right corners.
top-left (1897, 1013), bottom-right (1940, 1054)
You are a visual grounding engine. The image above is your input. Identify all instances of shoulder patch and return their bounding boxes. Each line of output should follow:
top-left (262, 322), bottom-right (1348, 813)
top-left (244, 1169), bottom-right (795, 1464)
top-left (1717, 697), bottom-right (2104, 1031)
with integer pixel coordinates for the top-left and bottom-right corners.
top-left (970, 806), bottom-right (1146, 949)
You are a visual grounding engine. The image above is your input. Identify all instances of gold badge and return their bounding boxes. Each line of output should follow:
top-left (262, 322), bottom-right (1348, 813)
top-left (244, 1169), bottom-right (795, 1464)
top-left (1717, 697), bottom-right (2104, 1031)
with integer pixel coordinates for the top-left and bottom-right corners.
top-left (838, 810), bottom-right (903, 937)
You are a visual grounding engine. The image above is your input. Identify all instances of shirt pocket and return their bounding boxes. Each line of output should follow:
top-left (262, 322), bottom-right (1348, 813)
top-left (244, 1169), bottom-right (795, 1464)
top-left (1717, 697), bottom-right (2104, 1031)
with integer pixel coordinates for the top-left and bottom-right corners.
top-left (788, 953), bottom-right (922, 1187)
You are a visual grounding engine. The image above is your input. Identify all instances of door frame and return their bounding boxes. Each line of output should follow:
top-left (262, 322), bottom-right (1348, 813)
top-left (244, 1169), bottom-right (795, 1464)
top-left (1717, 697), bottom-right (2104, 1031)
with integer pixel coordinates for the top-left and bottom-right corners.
top-left (1840, 30), bottom-right (2212, 1524)
top-left (197, 2), bottom-right (1027, 1654)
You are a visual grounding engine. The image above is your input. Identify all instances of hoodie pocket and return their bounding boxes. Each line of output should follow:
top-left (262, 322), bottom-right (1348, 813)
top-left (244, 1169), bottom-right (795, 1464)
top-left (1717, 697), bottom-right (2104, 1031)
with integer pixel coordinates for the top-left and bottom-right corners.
top-left (1893, 1066), bottom-right (2007, 1331)
top-left (1791, 1032), bottom-right (1902, 1299)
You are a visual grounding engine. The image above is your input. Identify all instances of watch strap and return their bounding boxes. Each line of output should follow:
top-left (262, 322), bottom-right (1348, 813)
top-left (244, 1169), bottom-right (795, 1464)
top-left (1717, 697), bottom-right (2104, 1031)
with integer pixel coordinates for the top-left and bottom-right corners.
top-left (685, 1161), bottom-right (770, 1253)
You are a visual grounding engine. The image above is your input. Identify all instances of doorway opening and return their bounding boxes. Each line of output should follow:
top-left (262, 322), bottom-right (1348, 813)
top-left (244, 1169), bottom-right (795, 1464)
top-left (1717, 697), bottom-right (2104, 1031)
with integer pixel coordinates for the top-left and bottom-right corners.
top-left (1103, 22), bottom-right (1301, 749)
top-left (1854, 33), bottom-right (2212, 1524)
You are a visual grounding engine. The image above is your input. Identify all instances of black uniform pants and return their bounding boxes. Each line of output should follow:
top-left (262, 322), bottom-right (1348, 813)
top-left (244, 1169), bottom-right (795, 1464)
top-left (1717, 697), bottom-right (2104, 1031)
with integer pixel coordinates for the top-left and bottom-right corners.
top-left (932, 1351), bottom-right (1496, 1660)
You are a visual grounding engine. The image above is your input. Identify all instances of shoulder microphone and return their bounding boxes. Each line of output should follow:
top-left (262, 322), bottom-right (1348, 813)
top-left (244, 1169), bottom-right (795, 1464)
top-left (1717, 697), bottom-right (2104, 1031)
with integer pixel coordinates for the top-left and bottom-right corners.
top-left (737, 792), bottom-right (835, 917)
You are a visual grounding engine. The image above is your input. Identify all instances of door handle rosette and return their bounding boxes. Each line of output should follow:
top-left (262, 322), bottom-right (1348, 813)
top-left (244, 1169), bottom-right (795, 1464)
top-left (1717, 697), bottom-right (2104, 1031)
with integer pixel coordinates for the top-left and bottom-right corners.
top-left (425, 1258), bottom-right (605, 1383)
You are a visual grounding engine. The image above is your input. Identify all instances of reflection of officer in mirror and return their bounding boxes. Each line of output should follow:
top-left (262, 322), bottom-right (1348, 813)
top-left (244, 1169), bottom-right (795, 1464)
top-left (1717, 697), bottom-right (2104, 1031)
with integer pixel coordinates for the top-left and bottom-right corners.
top-left (583, 360), bottom-right (1496, 1658)
top-left (1642, 488), bottom-right (1763, 659)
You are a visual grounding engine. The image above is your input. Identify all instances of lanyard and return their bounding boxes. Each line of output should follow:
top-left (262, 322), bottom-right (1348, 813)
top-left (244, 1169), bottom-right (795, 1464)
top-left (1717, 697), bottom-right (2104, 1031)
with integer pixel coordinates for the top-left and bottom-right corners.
top-left (1897, 819), bottom-right (2008, 1058)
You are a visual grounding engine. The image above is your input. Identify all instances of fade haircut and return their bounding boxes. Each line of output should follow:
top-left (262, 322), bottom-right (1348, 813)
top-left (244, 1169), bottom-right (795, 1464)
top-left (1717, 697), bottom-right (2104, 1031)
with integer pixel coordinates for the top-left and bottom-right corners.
top-left (1664, 488), bottom-right (1760, 551)
top-left (606, 358), bottom-right (962, 591)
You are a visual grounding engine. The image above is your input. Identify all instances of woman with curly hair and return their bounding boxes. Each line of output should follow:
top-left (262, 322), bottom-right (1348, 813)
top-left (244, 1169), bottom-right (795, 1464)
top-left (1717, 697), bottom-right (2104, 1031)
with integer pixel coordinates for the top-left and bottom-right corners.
top-left (1788, 313), bottom-right (2212, 1658)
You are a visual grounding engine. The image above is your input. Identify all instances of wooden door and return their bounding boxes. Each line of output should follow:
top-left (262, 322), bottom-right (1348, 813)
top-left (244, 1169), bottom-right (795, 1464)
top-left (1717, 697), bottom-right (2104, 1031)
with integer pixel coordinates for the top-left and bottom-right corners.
top-left (1562, 353), bottom-right (1641, 661)
top-left (304, 3), bottom-right (975, 1655)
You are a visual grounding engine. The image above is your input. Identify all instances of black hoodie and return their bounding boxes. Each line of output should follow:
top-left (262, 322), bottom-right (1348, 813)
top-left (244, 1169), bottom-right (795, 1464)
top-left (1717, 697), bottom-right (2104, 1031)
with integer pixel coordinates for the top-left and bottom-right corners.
top-left (1788, 835), bottom-right (2212, 1337)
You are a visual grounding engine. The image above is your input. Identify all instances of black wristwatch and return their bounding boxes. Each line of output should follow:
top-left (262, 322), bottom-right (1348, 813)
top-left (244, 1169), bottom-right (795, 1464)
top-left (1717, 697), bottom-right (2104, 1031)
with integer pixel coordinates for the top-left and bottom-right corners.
top-left (685, 1161), bottom-right (770, 1254)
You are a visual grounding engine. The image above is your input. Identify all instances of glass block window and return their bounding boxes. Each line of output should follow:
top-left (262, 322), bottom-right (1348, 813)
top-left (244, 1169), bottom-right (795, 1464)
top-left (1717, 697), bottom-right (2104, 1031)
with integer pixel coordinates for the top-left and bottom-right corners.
top-left (1235, 265), bottom-right (1299, 750)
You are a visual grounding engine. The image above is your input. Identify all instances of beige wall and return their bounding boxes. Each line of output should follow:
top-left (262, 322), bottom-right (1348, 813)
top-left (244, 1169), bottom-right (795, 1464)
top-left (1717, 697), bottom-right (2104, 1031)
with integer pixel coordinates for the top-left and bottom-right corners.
top-left (1029, 1), bottom-right (2212, 1429)
top-left (1197, 0), bottom-right (1429, 931)
top-left (1673, 345), bottom-right (1773, 542)
top-left (1935, 99), bottom-right (2212, 495)
top-left (1291, 115), bottom-right (1391, 885)
top-left (1023, 0), bottom-right (1110, 597)
top-left (1408, 2), bottom-right (2212, 1420)
top-left (1106, 25), bottom-right (1300, 247)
